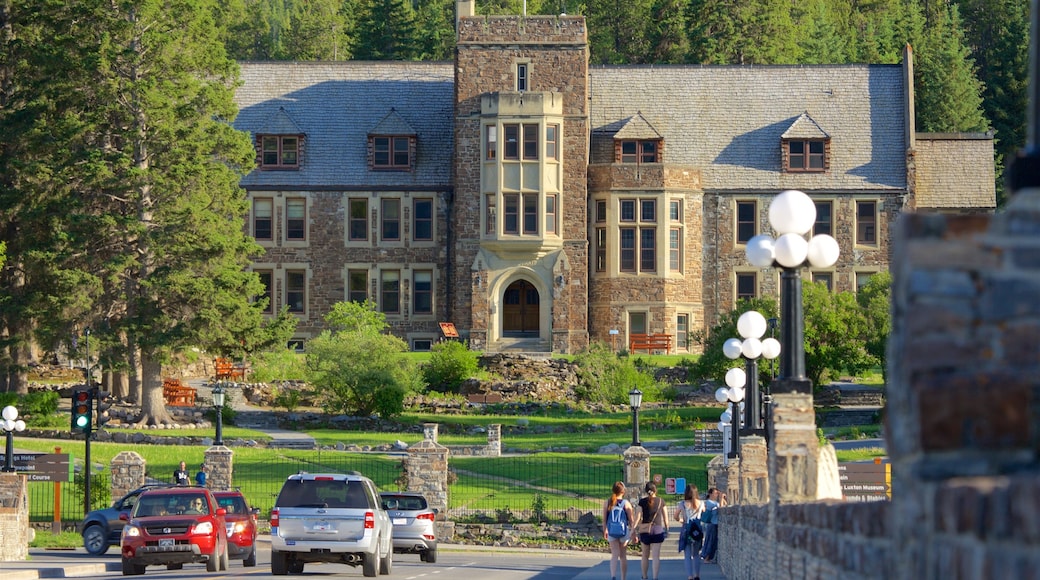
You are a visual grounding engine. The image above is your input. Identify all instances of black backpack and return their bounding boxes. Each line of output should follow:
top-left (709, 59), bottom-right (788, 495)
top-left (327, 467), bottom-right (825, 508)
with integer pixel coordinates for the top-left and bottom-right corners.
top-left (686, 518), bottom-right (704, 542)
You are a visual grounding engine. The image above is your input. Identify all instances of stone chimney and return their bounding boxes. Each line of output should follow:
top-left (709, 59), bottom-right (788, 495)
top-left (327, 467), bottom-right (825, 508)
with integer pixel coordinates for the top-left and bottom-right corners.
top-left (456, 0), bottom-right (475, 30)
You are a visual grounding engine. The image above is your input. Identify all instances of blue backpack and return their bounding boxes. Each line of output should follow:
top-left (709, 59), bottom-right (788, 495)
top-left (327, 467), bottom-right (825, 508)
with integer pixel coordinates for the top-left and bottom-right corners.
top-left (606, 499), bottom-right (629, 538)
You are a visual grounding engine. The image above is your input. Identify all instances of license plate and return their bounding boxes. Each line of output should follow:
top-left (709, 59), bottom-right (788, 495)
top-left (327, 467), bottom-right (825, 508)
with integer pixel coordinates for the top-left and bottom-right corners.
top-left (159, 538), bottom-right (174, 548)
top-left (392, 518), bottom-right (406, 526)
top-left (312, 521), bottom-right (331, 531)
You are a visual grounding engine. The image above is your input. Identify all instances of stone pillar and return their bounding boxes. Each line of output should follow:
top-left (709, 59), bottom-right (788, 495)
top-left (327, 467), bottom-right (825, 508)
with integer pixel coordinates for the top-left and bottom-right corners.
top-left (486, 424), bottom-right (501, 456)
top-left (768, 392), bottom-right (823, 502)
top-left (724, 456), bottom-right (741, 502)
top-left (623, 445), bottom-right (650, 503)
top-left (110, 451), bottom-right (147, 500)
top-left (705, 455), bottom-right (727, 492)
top-left (738, 435), bottom-right (768, 504)
top-left (0, 473), bottom-right (30, 562)
top-left (407, 424), bottom-right (452, 539)
top-left (204, 446), bottom-right (233, 491)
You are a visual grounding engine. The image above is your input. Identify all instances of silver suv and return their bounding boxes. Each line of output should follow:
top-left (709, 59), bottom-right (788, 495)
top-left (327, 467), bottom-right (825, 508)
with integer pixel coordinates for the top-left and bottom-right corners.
top-left (270, 472), bottom-right (394, 577)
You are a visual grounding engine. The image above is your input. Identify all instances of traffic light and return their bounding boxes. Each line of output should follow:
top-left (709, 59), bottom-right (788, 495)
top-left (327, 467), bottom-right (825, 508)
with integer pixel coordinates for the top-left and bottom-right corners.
top-left (95, 390), bottom-right (113, 429)
top-left (71, 388), bottom-right (92, 434)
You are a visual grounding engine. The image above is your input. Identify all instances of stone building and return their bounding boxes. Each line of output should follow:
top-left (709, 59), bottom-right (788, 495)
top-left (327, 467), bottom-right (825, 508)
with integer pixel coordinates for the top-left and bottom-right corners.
top-left (232, 3), bottom-right (995, 354)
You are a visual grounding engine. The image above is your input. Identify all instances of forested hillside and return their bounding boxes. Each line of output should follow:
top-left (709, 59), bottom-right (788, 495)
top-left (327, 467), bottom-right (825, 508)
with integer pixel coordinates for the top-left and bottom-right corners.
top-left (219, 0), bottom-right (1025, 205)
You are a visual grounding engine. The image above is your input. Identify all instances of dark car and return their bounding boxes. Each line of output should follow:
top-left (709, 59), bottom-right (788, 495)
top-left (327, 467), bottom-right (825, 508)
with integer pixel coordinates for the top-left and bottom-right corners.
top-left (379, 492), bottom-right (437, 563)
top-left (120, 487), bottom-right (228, 575)
top-left (80, 484), bottom-right (174, 556)
top-left (213, 490), bottom-right (259, 567)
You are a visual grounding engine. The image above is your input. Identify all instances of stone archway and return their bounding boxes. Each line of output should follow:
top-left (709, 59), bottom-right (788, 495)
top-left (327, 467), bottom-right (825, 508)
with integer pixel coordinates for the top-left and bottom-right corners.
top-left (501, 279), bottom-right (540, 336)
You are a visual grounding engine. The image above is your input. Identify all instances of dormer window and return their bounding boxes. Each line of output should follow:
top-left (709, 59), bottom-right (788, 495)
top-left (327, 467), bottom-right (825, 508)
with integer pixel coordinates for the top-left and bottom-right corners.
top-left (617, 140), bottom-right (660, 164)
top-left (784, 139), bottom-right (827, 172)
top-left (260, 135), bottom-right (301, 169)
top-left (370, 135), bottom-right (413, 171)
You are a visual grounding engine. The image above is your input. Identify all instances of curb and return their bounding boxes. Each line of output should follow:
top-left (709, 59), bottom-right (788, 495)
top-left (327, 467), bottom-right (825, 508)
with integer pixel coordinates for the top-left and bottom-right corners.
top-left (6, 562), bottom-right (120, 580)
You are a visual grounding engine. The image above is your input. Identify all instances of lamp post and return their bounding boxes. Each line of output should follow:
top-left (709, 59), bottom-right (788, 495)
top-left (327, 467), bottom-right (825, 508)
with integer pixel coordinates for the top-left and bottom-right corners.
top-left (723, 311), bottom-right (781, 435)
top-left (745, 190), bottom-right (840, 394)
top-left (2, 405), bottom-right (27, 473)
top-left (715, 370), bottom-right (746, 459)
top-left (628, 388), bottom-right (643, 447)
top-left (212, 383), bottom-right (226, 446)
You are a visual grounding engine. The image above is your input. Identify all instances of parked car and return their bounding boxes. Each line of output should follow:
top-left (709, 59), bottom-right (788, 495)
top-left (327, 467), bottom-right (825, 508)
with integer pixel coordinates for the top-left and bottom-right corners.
top-left (270, 472), bottom-right (394, 577)
top-left (119, 486), bottom-right (228, 575)
top-left (379, 492), bottom-right (438, 563)
top-left (213, 490), bottom-right (259, 567)
top-left (79, 484), bottom-right (175, 556)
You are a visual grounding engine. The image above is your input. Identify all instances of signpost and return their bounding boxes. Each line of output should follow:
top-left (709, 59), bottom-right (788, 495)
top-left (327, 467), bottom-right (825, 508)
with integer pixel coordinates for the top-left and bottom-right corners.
top-left (0, 452), bottom-right (71, 482)
top-left (838, 461), bottom-right (890, 502)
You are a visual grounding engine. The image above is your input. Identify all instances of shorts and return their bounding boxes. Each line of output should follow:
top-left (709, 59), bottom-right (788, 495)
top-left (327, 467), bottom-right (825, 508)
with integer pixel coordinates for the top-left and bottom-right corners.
top-left (639, 532), bottom-right (666, 544)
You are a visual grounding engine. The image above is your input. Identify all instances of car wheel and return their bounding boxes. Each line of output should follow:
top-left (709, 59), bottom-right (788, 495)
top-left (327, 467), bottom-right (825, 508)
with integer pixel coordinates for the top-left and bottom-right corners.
top-left (219, 542), bottom-right (229, 571)
top-left (206, 546), bottom-right (220, 572)
top-left (121, 557), bottom-right (145, 576)
top-left (379, 542), bottom-right (393, 575)
top-left (362, 544), bottom-right (380, 577)
top-left (423, 549), bottom-right (437, 564)
top-left (167, 563), bottom-right (183, 570)
top-left (289, 560), bottom-right (305, 574)
top-left (82, 525), bottom-right (109, 556)
top-left (244, 546), bottom-right (257, 567)
top-left (271, 550), bottom-right (288, 576)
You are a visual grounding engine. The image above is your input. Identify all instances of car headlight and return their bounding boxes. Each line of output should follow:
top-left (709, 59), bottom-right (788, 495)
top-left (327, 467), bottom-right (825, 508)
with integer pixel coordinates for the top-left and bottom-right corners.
top-left (193, 521), bottom-right (214, 535)
top-left (232, 522), bottom-right (247, 534)
top-left (122, 525), bottom-right (141, 538)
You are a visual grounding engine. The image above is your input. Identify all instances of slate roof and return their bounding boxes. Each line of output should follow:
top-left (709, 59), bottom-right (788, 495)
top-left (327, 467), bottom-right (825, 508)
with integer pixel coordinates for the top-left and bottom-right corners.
top-left (588, 64), bottom-right (909, 193)
top-left (914, 134), bottom-right (997, 210)
top-left (234, 61), bottom-right (455, 190)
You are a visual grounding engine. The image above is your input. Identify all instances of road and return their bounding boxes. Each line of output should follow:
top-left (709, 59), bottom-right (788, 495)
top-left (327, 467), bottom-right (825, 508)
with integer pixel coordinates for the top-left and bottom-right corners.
top-left (831, 438), bottom-right (885, 451)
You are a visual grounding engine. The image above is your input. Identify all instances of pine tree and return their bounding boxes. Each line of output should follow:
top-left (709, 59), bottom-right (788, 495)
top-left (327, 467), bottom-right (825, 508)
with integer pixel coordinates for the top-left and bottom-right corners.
top-left (646, 0), bottom-right (690, 64)
top-left (355, 0), bottom-right (420, 60)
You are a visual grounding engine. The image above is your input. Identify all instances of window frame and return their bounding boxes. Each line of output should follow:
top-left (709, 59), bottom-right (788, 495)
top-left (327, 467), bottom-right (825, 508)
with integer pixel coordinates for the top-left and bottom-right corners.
top-left (856, 201), bottom-right (878, 245)
top-left (348, 199), bottom-right (368, 242)
top-left (255, 269), bottom-right (273, 314)
top-left (412, 270), bottom-right (433, 315)
top-left (413, 198), bottom-right (433, 242)
top-left (516, 62), bottom-right (529, 92)
top-left (253, 198), bottom-right (273, 241)
top-left (347, 269), bottom-right (368, 304)
top-left (546, 124), bottom-right (559, 160)
top-left (669, 227), bottom-right (682, 271)
top-left (260, 135), bottom-right (300, 169)
top-left (381, 198), bottom-right (401, 242)
top-left (285, 198), bottom-right (306, 241)
top-left (372, 135), bottom-right (412, 171)
top-left (813, 200), bottom-right (833, 237)
top-left (545, 195), bottom-right (557, 235)
top-left (736, 272), bottom-right (758, 302)
top-left (785, 139), bottom-right (827, 173)
top-left (380, 269), bottom-right (401, 315)
top-left (736, 200), bottom-right (757, 244)
top-left (617, 139), bottom-right (661, 164)
top-left (285, 269), bottom-right (306, 314)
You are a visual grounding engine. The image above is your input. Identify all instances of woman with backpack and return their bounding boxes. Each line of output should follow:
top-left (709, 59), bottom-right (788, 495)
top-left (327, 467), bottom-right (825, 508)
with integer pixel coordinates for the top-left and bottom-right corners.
top-left (602, 481), bottom-right (634, 580)
top-left (674, 485), bottom-right (705, 580)
top-left (636, 482), bottom-right (669, 580)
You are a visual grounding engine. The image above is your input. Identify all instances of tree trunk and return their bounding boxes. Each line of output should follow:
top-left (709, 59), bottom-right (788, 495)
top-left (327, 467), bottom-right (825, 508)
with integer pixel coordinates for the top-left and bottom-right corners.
top-left (127, 341), bottom-right (142, 404)
top-left (4, 320), bottom-right (30, 395)
top-left (113, 370), bottom-right (130, 400)
top-left (134, 354), bottom-right (173, 426)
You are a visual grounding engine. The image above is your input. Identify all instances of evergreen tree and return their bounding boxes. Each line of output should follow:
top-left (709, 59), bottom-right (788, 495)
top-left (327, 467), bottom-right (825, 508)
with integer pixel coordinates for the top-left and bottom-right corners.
top-left (646, 0), bottom-right (690, 64)
top-left (355, 0), bottom-right (420, 60)
top-left (415, 0), bottom-right (457, 61)
top-left (794, 0), bottom-right (849, 64)
top-left (686, 0), bottom-right (799, 64)
top-left (279, 0), bottom-right (354, 60)
top-left (585, 0), bottom-right (653, 64)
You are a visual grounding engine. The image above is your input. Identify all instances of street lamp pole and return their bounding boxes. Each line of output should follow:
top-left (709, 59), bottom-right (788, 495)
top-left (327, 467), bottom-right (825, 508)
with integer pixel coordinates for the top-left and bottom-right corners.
top-left (629, 388), bottom-right (643, 447)
top-left (723, 311), bottom-right (781, 436)
top-left (212, 383), bottom-right (226, 446)
top-left (716, 369), bottom-right (747, 459)
top-left (2, 406), bottom-right (27, 473)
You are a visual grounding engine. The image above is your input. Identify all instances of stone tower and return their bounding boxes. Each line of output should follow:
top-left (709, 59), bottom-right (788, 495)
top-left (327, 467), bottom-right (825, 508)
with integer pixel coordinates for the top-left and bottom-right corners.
top-left (452, 2), bottom-right (590, 354)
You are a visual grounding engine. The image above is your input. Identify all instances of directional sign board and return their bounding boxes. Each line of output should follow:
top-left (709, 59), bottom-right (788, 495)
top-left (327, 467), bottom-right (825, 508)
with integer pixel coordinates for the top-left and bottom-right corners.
top-left (0, 452), bottom-right (72, 482)
top-left (838, 461), bottom-right (890, 502)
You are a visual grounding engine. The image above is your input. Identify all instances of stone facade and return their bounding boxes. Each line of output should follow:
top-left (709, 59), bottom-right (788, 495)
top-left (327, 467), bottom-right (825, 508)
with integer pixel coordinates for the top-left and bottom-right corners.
top-left (0, 473), bottom-right (30, 562)
top-left (110, 451), bottom-right (147, 500)
top-left (204, 446), bottom-right (234, 491)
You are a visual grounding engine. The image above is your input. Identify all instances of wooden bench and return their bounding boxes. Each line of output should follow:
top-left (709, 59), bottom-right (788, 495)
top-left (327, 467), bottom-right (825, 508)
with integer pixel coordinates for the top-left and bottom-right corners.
top-left (629, 333), bottom-right (673, 354)
top-left (163, 378), bottom-right (196, 407)
top-left (214, 357), bottom-right (247, 381)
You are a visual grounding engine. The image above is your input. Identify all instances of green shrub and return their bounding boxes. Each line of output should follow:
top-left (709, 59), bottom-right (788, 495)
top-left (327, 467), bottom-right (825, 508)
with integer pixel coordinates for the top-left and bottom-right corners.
top-left (273, 387), bottom-right (302, 412)
top-left (1, 390), bottom-right (60, 416)
top-left (422, 340), bottom-right (478, 392)
top-left (574, 342), bottom-right (662, 405)
top-left (248, 348), bottom-right (308, 383)
top-left (75, 469), bottom-right (111, 511)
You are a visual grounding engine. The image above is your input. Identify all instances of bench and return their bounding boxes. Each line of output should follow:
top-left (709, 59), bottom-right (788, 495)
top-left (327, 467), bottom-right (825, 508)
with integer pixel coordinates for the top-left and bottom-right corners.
top-left (163, 379), bottom-right (196, 407)
top-left (629, 333), bottom-right (673, 354)
top-left (214, 357), bottom-right (247, 381)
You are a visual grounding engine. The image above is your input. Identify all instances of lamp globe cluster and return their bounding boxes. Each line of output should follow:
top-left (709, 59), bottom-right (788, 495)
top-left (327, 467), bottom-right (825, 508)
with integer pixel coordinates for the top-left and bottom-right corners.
top-left (2, 405), bottom-right (26, 473)
top-left (745, 190), bottom-right (840, 270)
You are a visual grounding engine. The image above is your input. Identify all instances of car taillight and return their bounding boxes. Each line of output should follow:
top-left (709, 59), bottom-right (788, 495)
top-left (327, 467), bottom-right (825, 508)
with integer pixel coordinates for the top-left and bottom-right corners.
top-left (416, 512), bottom-right (435, 521)
top-left (364, 511), bottom-right (375, 529)
top-left (271, 508), bottom-right (279, 528)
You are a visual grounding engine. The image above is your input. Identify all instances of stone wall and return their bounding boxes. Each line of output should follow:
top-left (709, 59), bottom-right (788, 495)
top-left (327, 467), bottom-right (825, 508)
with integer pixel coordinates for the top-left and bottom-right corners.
top-left (0, 473), bottom-right (30, 562)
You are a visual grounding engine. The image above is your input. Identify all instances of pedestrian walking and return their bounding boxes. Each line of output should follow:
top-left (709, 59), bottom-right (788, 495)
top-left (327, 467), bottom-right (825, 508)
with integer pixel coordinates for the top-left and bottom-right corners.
top-left (173, 461), bottom-right (190, 486)
top-left (700, 488), bottom-right (725, 563)
top-left (635, 482), bottom-right (668, 580)
top-left (195, 463), bottom-right (207, 487)
top-left (603, 481), bottom-right (635, 580)
top-left (674, 485), bottom-right (705, 580)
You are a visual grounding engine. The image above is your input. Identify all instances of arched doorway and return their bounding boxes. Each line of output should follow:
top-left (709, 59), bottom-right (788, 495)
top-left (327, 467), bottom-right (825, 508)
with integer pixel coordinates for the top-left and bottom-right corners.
top-left (502, 280), bottom-right (540, 336)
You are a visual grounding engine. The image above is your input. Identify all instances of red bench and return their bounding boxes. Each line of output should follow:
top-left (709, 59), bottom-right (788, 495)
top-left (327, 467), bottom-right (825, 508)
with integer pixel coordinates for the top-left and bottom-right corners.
top-left (629, 333), bottom-right (672, 354)
top-left (163, 379), bottom-right (196, 406)
top-left (214, 357), bottom-right (247, 381)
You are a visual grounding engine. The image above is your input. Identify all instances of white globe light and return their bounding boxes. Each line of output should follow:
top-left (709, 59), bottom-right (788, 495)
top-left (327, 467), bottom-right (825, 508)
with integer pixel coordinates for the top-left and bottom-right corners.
top-left (774, 232), bottom-right (809, 268)
top-left (14, 419), bottom-right (25, 432)
top-left (717, 421), bottom-right (727, 432)
top-left (1, 420), bottom-right (11, 431)
top-left (1, 405), bottom-right (16, 422)
top-left (715, 387), bottom-right (730, 404)
top-left (741, 337), bottom-right (763, 359)
top-left (761, 337), bottom-right (781, 360)
top-left (745, 235), bottom-right (776, 267)
top-left (720, 409), bottom-right (732, 423)
top-left (737, 310), bottom-right (768, 339)
top-left (730, 386), bottom-right (746, 403)
top-left (723, 338), bottom-right (743, 359)
top-left (725, 367), bottom-right (746, 388)
top-left (769, 190), bottom-right (816, 235)
top-left (807, 234), bottom-right (841, 268)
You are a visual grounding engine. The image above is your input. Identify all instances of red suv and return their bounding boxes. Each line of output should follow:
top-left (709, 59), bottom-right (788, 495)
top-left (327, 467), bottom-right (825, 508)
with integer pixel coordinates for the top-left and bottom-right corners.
top-left (120, 487), bottom-right (228, 575)
top-left (213, 490), bottom-right (259, 567)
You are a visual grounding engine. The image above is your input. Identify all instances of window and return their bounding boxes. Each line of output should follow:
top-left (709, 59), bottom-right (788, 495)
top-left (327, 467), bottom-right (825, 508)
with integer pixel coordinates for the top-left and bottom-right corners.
top-left (380, 270), bottom-right (400, 314)
top-left (641, 200), bottom-right (656, 222)
top-left (857, 201), bottom-right (877, 245)
top-left (486, 194), bottom-right (496, 234)
top-left (504, 124), bottom-right (520, 159)
top-left (620, 228), bottom-right (636, 271)
top-left (620, 200), bottom-right (636, 222)
top-left (523, 123), bottom-right (538, 160)
top-left (640, 229), bottom-right (656, 272)
top-left (372, 136), bottom-right (411, 170)
top-left (629, 311), bottom-right (647, 335)
top-left (348, 269), bottom-right (368, 303)
top-left (412, 339), bottom-right (433, 352)
top-left (286, 270), bottom-right (306, 312)
top-left (786, 139), bottom-right (826, 172)
top-left (413, 270), bottom-right (433, 314)
top-left (523, 194), bottom-right (538, 234)
top-left (736, 201), bottom-right (756, 244)
top-left (253, 199), bottom-right (273, 240)
top-left (381, 199), bottom-right (400, 241)
top-left (256, 270), bottom-right (273, 314)
top-left (287, 339), bottom-right (305, 352)
top-left (546, 125), bottom-right (559, 160)
top-left (812, 272), bottom-right (833, 291)
top-left (595, 228), bottom-right (607, 272)
top-left (856, 271), bottom-right (875, 292)
top-left (348, 199), bottom-right (368, 242)
top-left (286, 198), bottom-right (306, 241)
top-left (413, 199), bottom-right (433, 241)
top-left (813, 200), bottom-right (832, 237)
top-left (260, 135), bottom-right (299, 169)
top-left (545, 195), bottom-right (557, 235)
top-left (596, 200), bottom-right (607, 223)
top-left (676, 314), bottom-right (689, 350)
top-left (504, 194), bottom-right (519, 234)
top-left (736, 272), bottom-right (757, 301)
top-left (517, 63), bottom-right (528, 91)
top-left (486, 126), bottom-right (497, 160)
top-left (669, 228), bottom-right (682, 271)
top-left (669, 200), bottom-right (682, 222)
top-left (619, 140), bottom-right (660, 164)
top-left (619, 198), bottom-right (657, 273)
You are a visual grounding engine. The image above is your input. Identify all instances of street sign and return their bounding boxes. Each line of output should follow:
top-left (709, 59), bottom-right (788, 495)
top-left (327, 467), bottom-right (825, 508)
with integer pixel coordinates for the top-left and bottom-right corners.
top-left (838, 461), bottom-right (890, 502)
top-left (0, 452), bottom-right (71, 482)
